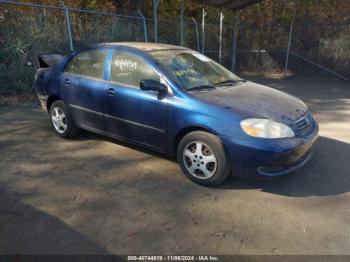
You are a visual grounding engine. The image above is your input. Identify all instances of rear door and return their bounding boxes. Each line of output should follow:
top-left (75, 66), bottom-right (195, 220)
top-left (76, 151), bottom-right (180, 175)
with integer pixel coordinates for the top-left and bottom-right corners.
top-left (63, 49), bottom-right (108, 131)
top-left (103, 49), bottom-right (168, 150)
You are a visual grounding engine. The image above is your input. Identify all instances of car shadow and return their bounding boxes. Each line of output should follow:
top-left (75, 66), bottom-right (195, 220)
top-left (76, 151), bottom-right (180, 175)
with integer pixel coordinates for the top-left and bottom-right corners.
top-left (0, 184), bottom-right (109, 254)
top-left (220, 136), bottom-right (350, 197)
top-left (75, 130), bottom-right (177, 162)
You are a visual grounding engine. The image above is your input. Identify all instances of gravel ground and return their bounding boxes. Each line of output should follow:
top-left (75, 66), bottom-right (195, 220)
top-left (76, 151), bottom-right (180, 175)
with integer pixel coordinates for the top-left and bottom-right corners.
top-left (0, 76), bottom-right (349, 255)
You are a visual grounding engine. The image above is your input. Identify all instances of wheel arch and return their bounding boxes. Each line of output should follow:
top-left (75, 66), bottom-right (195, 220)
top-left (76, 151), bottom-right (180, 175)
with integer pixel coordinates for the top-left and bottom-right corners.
top-left (173, 125), bottom-right (218, 158)
top-left (46, 95), bottom-right (61, 112)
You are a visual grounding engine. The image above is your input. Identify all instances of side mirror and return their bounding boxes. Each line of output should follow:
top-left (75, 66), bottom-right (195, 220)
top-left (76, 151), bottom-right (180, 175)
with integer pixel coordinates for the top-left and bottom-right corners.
top-left (140, 79), bottom-right (167, 93)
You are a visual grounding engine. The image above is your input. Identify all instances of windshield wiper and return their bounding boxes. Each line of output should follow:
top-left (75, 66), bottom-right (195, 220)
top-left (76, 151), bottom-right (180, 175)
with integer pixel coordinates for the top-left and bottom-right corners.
top-left (214, 79), bottom-right (246, 86)
top-left (186, 84), bottom-right (216, 92)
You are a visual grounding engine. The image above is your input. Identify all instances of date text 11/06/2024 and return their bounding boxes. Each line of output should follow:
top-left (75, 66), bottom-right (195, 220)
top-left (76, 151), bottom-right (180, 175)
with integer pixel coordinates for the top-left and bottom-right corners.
top-left (127, 255), bottom-right (220, 261)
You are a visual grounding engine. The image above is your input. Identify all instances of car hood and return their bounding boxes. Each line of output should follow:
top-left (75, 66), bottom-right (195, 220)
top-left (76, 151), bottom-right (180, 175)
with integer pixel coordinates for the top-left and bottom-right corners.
top-left (191, 81), bottom-right (308, 123)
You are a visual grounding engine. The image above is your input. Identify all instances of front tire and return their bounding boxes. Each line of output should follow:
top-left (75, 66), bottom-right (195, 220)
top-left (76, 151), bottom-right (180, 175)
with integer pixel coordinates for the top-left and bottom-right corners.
top-left (49, 100), bottom-right (80, 139)
top-left (177, 131), bottom-right (231, 186)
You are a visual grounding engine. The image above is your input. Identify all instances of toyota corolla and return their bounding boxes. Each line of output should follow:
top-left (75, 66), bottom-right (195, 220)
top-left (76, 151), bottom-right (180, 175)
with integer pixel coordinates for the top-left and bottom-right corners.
top-left (35, 42), bottom-right (318, 186)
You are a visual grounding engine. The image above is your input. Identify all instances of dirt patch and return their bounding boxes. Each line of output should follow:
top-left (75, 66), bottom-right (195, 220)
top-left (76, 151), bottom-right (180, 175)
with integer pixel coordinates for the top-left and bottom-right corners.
top-left (0, 94), bottom-right (36, 106)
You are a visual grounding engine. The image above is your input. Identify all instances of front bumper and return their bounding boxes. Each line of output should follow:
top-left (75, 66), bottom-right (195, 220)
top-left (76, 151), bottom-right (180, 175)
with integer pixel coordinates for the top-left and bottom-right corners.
top-left (221, 122), bottom-right (319, 179)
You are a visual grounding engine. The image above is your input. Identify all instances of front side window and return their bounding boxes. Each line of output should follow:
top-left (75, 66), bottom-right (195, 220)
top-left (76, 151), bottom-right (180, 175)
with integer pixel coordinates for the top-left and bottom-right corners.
top-left (111, 51), bottom-right (159, 87)
top-left (65, 49), bottom-right (107, 79)
top-left (149, 50), bottom-right (241, 91)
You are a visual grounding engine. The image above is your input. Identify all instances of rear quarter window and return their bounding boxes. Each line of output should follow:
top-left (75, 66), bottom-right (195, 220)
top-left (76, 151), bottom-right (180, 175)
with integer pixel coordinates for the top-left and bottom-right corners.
top-left (65, 50), bottom-right (107, 79)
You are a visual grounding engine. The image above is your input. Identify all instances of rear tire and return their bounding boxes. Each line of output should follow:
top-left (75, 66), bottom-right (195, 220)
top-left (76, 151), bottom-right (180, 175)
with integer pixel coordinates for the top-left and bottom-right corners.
top-left (49, 100), bottom-right (80, 139)
top-left (177, 131), bottom-right (231, 186)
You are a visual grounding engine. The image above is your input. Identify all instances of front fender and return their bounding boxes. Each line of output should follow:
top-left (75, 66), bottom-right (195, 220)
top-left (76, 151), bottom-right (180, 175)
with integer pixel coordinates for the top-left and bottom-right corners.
top-left (165, 96), bottom-right (241, 155)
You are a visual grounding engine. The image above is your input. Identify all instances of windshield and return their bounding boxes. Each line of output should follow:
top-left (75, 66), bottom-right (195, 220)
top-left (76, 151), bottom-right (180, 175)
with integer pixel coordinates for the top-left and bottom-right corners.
top-left (149, 50), bottom-right (242, 91)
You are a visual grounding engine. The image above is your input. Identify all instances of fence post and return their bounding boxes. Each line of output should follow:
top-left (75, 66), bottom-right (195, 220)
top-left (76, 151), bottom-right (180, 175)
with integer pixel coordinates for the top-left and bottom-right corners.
top-left (219, 11), bottom-right (224, 64)
top-left (138, 11), bottom-right (148, 43)
top-left (284, 14), bottom-right (295, 76)
top-left (231, 12), bottom-right (239, 72)
top-left (111, 16), bottom-right (116, 40)
top-left (63, 5), bottom-right (73, 51)
top-left (179, 0), bottom-right (186, 46)
top-left (153, 0), bottom-right (160, 43)
top-left (191, 17), bottom-right (200, 52)
top-left (201, 8), bottom-right (207, 53)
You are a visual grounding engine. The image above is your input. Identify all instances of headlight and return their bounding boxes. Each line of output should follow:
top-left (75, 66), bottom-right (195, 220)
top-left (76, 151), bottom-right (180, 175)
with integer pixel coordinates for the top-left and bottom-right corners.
top-left (240, 118), bottom-right (294, 138)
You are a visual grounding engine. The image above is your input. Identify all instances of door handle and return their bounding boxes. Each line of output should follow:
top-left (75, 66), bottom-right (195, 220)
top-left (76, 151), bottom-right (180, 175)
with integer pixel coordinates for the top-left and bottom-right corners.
top-left (106, 88), bottom-right (116, 96)
top-left (63, 78), bottom-right (71, 86)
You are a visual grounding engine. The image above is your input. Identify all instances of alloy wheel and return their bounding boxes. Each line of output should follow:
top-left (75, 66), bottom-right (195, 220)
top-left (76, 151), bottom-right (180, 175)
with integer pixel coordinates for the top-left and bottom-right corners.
top-left (183, 141), bottom-right (217, 179)
top-left (51, 106), bottom-right (67, 134)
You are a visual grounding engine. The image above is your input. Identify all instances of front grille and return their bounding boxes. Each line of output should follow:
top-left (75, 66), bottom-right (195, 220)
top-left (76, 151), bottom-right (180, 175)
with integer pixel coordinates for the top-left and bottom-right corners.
top-left (293, 112), bottom-right (314, 136)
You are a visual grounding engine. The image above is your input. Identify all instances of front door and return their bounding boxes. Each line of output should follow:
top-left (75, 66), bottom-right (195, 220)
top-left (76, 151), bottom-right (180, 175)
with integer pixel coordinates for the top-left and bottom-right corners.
top-left (103, 50), bottom-right (167, 150)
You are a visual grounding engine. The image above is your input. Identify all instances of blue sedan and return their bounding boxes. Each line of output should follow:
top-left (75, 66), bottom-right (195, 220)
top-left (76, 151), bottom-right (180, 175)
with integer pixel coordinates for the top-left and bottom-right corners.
top-left (35, 42), bottom-right (318, 186)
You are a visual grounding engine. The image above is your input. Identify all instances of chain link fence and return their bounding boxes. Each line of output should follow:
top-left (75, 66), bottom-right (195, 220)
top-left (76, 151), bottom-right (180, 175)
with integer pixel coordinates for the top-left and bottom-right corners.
top-left (69, 10), bottom-right (146, 47)
top-left (235, 21), bottom-right (350, 79)
top-left (0, 1), bottom-right (349, 103)
top-left (0, 1), bottom-right (147, 102)
top-left (0, 3), bottom-right (69, 99)
top-left (289, 22), bottom-right (350, 78)
top-left (236, 23), bottom-right (290, 74)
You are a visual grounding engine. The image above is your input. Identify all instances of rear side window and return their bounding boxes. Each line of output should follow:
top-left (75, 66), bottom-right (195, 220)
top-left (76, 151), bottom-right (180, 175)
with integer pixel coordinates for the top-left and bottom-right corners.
top-left (65, 49), bottom-right (107, 79)
top-left (111, 51), bottom-right (159, 87)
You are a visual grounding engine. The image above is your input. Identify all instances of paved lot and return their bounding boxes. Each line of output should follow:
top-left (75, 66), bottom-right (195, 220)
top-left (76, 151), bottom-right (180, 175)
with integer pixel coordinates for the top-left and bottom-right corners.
top-left (0, 77), bottom-right (349, 254)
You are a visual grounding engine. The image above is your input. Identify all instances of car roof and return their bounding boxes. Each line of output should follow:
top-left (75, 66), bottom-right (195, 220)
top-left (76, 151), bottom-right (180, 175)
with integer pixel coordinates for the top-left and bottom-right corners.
top-left (96, 42), bottom-right (190, 52)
